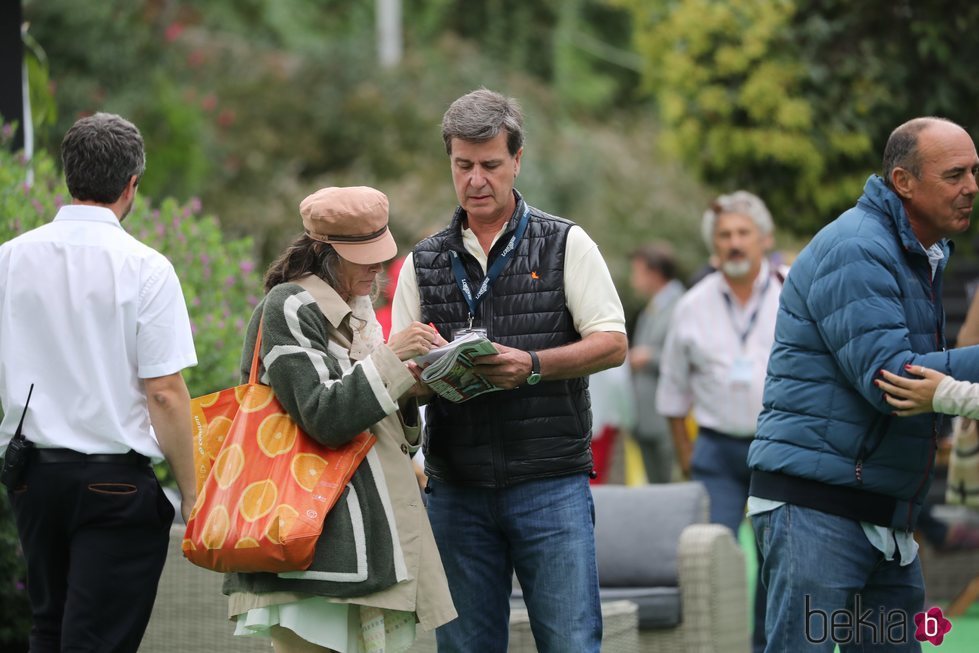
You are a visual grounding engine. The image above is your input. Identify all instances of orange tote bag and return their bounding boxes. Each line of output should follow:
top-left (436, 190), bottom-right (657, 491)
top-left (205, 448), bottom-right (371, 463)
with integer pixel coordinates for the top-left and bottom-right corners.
top-left (183, 323), bottom-right (376, 573)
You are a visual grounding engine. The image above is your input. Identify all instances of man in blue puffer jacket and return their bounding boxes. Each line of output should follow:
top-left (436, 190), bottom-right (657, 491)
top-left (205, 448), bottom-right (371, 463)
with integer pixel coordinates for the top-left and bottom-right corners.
top-left (747, 117), bottom-right (979, 651)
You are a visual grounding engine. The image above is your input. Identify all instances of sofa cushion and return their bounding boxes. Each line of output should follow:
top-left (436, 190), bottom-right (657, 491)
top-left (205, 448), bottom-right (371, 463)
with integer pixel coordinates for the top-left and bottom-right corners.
top-left (592, 482), bottom-right (708, 588)
top-left (598, 587), bottom-right (682, 629)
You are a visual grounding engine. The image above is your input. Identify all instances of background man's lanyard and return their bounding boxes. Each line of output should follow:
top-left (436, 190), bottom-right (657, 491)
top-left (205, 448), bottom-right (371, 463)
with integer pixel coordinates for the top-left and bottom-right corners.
top-left (722, 275), bottom-right (771, 348)
top-left (450, 206), bottom-right (531, 328)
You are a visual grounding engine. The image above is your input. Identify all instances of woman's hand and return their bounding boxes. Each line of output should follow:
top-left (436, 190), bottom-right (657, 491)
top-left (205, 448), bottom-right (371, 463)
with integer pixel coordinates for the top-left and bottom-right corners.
top-left (402, 361), bottom-right (434, 400)
top-left (875, 365), bottom-right (946, 416)
top-left (387, 322), bottom-right (448, 361)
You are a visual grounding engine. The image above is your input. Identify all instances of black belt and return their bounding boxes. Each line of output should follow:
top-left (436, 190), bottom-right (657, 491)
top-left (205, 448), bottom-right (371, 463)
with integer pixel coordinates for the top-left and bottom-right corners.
top-left (31, 448), bottom-right (151, 466)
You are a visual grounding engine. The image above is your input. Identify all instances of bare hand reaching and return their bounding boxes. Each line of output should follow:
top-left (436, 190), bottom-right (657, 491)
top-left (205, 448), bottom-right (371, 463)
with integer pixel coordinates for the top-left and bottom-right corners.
top-left (387, 322), bottom-right (448, 361)
top-left (875, 365), bottom-right (946, 416)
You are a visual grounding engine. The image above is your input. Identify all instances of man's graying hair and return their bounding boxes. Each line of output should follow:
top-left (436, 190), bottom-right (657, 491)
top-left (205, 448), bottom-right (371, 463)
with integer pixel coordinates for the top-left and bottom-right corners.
top-left (882, 116), bottom-right (959, 189)
top-left (701, 191), bottom-right (773, 251)
top-left (441, 89), bottom-right (524, 156)
top-left (61, 112), bottom-right (146, 204)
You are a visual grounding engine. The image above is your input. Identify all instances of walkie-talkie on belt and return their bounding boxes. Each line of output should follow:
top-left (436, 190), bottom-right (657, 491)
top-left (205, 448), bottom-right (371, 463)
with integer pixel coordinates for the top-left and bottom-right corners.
top-left (1, 384), bottom-right (36, 490)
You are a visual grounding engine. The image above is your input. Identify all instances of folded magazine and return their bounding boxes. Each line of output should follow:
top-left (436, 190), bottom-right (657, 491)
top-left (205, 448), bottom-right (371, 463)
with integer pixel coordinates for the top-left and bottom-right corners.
top-left (416, 335), bottom-right (503, 403)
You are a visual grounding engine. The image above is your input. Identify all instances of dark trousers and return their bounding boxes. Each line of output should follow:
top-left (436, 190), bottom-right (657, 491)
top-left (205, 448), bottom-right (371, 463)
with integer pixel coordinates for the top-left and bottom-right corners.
top-left (8, 455), bottom-right (173, 653)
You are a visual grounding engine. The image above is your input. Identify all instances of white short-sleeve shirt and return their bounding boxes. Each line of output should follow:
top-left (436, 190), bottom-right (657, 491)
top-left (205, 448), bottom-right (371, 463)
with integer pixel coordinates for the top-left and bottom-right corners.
top-left (391, 224), bottom-right (626, 337)
top-left (656, 262), bottom-right (780, 436)
top-left (0, 205), bottom-right (197, 458)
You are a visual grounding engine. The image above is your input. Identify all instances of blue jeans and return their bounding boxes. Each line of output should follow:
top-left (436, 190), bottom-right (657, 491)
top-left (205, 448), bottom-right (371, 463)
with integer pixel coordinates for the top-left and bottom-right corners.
top-left (426, 474), bottom-right (602, 653)
top-left (752, 504), bottom-right (925, 652)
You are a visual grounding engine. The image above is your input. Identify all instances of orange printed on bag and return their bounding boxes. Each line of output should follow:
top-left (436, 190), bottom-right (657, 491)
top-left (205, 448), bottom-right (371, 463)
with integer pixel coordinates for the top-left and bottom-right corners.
top-left (183, 323), bottom-right (375, 573)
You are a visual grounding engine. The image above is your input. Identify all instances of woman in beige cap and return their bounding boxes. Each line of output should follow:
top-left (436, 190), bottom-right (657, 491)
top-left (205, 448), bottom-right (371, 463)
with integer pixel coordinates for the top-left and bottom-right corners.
top-left (225, 186), bottom-right (455, 652)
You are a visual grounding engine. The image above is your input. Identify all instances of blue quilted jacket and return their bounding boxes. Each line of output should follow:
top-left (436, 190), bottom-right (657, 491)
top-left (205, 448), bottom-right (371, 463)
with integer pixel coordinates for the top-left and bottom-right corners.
top-left (748, 174), bottom-right (979, 530)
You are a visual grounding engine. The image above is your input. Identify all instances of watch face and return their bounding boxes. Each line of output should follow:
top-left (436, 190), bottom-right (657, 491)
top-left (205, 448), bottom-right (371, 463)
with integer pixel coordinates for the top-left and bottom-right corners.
top-left (527, 373), bottom-right (542, 385)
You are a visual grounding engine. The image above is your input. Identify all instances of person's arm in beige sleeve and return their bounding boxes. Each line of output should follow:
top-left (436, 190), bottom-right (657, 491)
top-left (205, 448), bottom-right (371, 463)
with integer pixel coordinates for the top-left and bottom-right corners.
top-left (144, 372), bottom-right (197, 523)
top-left (957, 292), bottom-right (979, 348)
top-left (879, 365), bottom-right (979, 420)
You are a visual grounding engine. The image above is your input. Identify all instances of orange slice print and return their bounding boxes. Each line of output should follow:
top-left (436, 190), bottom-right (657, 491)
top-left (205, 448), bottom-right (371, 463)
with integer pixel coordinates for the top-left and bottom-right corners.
top-left (291, 453), bottom-right (329, 491)
top-left (181, 538), bottom-right (196, 552)
top-left (239, 480), bottom-right (278, 522)
top-left (188, 487), bottom-right (206, 521)
top-left (201, 505), bottom-right (230, 549)
top-left (205, 416), bottom-right (233, 460)
top-left (235, 384), bottom-right (275, 413)
top-left (257, 413), bottom-right (298, 457)
top-left (235, 537), bottom-right (261, 549)
top-left (195, 391), bottom-right (221, 408)
top-left (212, 444), bottom-right (245, 489)
top-left (265, 504), bottom-right (300, 544)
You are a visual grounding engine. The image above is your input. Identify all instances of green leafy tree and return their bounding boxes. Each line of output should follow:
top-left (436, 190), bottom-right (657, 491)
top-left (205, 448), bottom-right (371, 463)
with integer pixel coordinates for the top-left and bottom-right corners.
top-left (20, 0), bottom-right (713, 290)
top-left (619, 0), bottom-right (979, 235)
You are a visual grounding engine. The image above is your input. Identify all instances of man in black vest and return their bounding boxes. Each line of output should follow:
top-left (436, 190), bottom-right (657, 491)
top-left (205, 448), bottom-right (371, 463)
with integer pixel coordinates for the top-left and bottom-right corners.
top-left (392, 88), bottom-right (627, 652)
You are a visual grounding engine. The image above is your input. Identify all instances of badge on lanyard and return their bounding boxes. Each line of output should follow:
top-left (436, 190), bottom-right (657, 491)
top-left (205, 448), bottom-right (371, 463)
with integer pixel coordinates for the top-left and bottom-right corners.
top-left (729, 355), bottom-right (754, 386)
top-left (451, 326), bottom-right (488, 340)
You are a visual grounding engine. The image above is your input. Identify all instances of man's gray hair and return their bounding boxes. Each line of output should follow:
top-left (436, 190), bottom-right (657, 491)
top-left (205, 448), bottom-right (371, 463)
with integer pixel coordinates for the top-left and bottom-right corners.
top-left (701, 191), bottom-right (773, 251)
top-left (882, 116), bottom-right (959, 190)
top-left (441, 88), bottom-right (524, 156)
top-left (61, 112), bottom-right (145, 204)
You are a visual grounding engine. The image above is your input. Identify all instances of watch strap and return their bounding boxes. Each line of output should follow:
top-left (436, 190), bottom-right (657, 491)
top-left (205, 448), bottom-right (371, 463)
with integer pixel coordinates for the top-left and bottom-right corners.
top-left (528, 350), bottom-right (541, 376)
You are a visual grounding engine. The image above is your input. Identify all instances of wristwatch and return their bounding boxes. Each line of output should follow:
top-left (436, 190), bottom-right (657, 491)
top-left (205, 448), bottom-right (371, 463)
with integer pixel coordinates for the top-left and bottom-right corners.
top-left (526, 351), bottom-right (542, 385)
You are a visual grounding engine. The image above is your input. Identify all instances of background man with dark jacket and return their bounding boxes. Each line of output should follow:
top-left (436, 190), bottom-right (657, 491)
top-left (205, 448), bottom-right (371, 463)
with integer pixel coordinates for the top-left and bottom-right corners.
top-left (628, 241), bottom-right (685, 483)
top-left (392, 88), bottom-right (627, 653)
top-left (747, 117), bottom-right (979, 651)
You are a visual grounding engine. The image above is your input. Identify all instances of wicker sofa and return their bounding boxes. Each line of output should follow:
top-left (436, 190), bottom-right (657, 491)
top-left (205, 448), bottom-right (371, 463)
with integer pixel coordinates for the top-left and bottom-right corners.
top-left (593, 482), bottom-right (749, 652)
top-left (506, 482), bottom-right (750, 653)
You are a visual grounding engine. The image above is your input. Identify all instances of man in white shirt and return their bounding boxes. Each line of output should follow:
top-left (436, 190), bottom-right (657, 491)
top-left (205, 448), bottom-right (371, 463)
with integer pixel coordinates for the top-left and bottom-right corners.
top-left (656, 191), bottom-right (780, 653)
top-left (0, 113), bottom-right (197, 653)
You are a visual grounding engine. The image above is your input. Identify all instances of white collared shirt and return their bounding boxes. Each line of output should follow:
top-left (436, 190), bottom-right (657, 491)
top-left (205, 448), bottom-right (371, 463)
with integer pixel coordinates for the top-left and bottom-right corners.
top-left (656, 261), bottom-right (781, 436)
top-left (0, 205), bottom-right (197, 458)
top-left (392, 224), bottom-right (626, 337)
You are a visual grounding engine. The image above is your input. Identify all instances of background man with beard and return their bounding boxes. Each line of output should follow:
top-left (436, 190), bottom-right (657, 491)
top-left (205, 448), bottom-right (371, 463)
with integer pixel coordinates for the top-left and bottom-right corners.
top-left (656, 190), bottom-right (779, 653)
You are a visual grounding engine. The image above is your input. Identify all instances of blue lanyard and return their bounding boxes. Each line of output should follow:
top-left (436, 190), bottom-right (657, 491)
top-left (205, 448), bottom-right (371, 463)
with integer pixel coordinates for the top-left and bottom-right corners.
top-left (450, 205), bottom-right (531, 327)
top-left (722, 275), bottom-right (771, 347)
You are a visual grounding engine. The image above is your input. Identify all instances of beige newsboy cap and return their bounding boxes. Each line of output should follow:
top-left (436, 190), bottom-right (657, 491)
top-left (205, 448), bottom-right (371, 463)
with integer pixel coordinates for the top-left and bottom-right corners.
top-left (299, 186), bottom-right (397, 265)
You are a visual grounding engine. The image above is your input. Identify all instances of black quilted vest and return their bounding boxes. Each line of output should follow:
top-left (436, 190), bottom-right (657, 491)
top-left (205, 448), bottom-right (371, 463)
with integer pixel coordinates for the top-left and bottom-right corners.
top-left (413, 191), bottom-right (592, 487)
